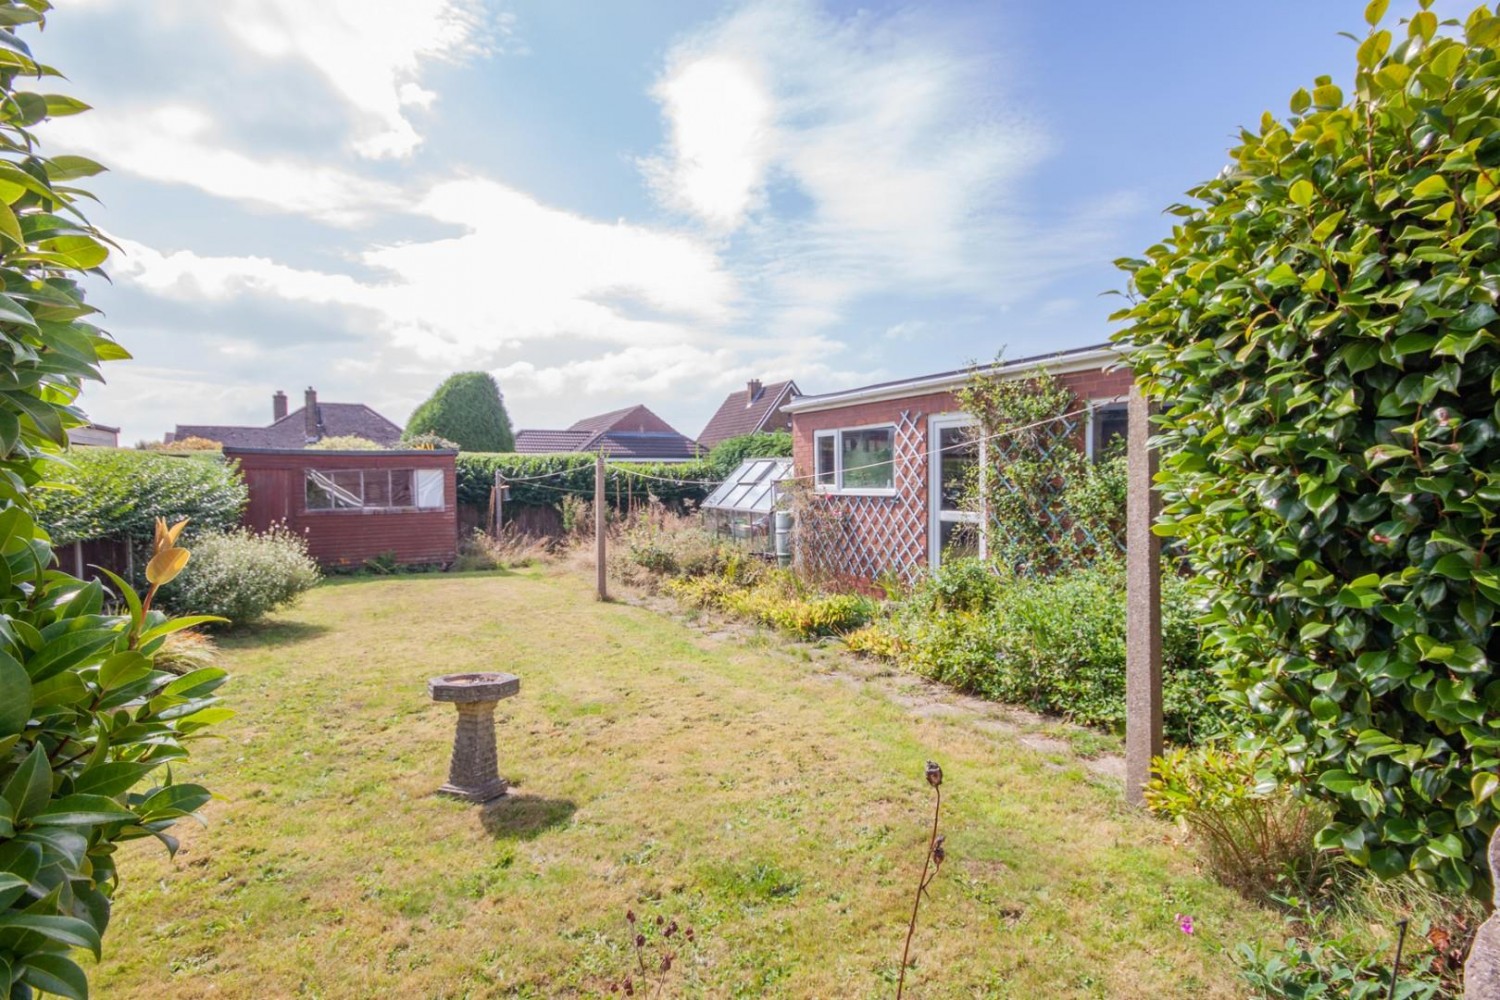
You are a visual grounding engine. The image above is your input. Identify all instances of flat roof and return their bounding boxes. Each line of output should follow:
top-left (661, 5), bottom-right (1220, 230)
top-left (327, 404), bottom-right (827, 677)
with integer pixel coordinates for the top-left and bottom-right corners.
top-left (222, 446), bottom-right (458, 457)
top-left (783, 343), bottom-right (1121, 415)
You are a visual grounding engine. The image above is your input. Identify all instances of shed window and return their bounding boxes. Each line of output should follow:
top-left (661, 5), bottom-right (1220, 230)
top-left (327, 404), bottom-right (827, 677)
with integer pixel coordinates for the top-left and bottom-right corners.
top-left (1089, 402), bottom-right (1128, 461)
top-left (305, 468), bottom-right (445, 512)
top-left (814, 425), bottom-right (896, 493)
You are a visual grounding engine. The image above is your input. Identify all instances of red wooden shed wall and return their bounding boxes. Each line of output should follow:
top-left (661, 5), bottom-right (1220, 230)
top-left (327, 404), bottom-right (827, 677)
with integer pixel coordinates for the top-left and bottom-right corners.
top-left (225, 448), bottom-right (459, 567)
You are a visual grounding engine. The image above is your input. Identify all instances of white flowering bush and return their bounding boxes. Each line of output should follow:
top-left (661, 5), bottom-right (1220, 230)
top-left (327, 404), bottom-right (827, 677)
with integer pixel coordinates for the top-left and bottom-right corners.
top-left (161, 525), bottom-right (321, 625)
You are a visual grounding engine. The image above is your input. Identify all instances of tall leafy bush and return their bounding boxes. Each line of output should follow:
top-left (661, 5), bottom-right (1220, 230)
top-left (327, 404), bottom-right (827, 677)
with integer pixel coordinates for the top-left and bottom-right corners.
top-left (1115, 1), bottom-right (1500, 891)
top-left (36, 449), bottom-right (246, 544)
top-left (405, 372), bottom-right (515, 452)
top-left (0, 7), bottom-right (229, 997)
top-left (706, 431), bottom-right (792, 477)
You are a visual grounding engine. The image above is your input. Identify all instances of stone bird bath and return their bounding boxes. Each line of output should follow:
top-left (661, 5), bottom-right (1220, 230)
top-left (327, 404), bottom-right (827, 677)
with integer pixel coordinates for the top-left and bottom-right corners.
top-left (428, 672), bottom-right (520, 804)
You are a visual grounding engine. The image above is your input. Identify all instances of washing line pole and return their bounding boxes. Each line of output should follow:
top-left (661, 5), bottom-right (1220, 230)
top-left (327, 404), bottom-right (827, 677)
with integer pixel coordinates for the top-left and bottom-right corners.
top-left (1125, 384), bottom-right (1163, 806)
top-left (595, 451), bottom-right (608, 601)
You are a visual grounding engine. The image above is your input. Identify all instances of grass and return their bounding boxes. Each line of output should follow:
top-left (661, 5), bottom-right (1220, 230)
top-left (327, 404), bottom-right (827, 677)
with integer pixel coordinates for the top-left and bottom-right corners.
top-left (92, 566), bottom-right (1273, 998)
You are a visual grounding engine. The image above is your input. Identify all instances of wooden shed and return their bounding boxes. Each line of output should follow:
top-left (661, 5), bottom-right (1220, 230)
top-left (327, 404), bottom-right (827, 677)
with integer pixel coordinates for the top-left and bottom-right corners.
top-left (225, 447), bottom-right (459, 568)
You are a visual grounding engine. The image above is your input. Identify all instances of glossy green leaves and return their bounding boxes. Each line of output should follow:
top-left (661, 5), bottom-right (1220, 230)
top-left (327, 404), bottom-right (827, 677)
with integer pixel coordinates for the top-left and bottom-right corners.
top-left (0, 4), bottom-right (229, 997)
top-left (1114, 2), bottom-right (1500, 894)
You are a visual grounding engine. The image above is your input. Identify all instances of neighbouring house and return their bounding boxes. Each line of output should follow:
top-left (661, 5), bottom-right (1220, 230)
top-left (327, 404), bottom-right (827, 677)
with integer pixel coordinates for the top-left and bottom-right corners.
top-left (168, 388), bottom-right (403, 448)
top-left (696, 378), bottom-right (801, 451)
top-left (68, 423), bottom-right (119, 448)
top-left (784, 343), bottom-right (1131, 586)
top-left (227, 446), bottom-right (458, 567)
top-left (513, 404), bottom-right (701, 461)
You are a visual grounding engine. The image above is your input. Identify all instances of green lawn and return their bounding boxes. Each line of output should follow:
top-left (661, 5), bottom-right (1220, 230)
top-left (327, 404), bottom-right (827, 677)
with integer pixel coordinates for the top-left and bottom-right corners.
top-left (92, 567), bottom-right (1271, 998)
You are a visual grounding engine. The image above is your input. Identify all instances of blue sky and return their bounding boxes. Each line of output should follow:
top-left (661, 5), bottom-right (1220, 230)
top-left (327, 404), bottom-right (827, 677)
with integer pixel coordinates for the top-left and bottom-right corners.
top-left (35, 0), bottom-right (1457, 443)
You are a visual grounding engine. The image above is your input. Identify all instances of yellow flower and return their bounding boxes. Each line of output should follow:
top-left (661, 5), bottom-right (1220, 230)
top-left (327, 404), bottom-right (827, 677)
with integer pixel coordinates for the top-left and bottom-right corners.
top-left (146, 517), bottom-right (191, 586)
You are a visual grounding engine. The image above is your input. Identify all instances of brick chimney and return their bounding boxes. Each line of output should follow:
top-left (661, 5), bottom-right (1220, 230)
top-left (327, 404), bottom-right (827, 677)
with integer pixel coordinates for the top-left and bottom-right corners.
top-left (746, 378), bottom-right (763, 403)
top-left (304, 387), bottom-right (319, 441)
top-left (272, 390), bottom-right (287, 422)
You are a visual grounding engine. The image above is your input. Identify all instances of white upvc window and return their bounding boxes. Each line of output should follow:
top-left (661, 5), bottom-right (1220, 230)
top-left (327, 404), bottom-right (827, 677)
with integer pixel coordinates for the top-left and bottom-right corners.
top-left (812, 424), bottom-right (896, 495)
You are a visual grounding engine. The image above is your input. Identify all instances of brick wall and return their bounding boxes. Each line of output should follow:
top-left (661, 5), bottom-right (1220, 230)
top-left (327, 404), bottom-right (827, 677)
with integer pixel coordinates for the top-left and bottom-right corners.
top-left (788, 365), bottom-right (1133, 583)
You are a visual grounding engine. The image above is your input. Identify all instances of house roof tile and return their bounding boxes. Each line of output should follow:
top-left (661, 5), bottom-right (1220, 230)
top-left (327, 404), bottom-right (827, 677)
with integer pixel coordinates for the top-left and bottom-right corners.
top-left (174, 402), bottom-right (403, 449)
top-left (696, 379), bottom-right (799, 450)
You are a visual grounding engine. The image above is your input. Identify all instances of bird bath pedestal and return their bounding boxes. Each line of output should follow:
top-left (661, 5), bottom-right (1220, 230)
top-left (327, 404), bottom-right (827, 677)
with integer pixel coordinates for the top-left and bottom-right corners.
top-left (428, 672), bottom-right (520, 804)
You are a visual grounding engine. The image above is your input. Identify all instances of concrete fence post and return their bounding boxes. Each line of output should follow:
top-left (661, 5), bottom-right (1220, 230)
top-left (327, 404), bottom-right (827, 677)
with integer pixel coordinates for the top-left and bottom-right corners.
top-left (1125, 384), bottom-right (1163, 807)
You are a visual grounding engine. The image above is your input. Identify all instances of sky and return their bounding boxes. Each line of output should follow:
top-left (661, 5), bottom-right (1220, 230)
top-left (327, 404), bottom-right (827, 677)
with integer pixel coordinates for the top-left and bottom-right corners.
top-left (29, 0), bottom-right (1463, 444)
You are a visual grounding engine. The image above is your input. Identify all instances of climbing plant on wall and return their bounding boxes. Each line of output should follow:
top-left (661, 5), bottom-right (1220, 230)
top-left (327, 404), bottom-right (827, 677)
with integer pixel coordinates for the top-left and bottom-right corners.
top-left (954, 365), bottom-right (1125, 577)
top-left (1116, 0), bottom-right (1500, 893)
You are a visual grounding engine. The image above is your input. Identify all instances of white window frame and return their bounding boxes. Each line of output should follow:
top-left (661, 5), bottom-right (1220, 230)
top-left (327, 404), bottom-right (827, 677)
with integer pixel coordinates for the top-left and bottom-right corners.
top-left (928, 413), bottom-right (986, 570)
top-left (1084, 396), bottom-right (1129, 462)
top-left (304, 467), bottom-right (443, 513)
top-left (812, 423), bottom-right (898, 497)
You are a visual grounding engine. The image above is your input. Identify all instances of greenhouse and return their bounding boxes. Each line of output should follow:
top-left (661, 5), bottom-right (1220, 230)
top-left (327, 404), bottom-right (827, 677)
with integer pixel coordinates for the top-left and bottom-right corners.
top-left (700, 457), bottom-right (792, 552)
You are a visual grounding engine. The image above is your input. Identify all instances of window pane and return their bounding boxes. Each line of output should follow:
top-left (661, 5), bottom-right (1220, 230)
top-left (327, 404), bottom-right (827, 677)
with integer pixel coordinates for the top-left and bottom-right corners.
top-left (815, 434), bottom-right (836, 487)
top-left (940, 518), bottom-right (980, 560)
top-left (415, 468), bottom-right (444, 509)
top-left (1093, 404), bottom-right (1128, 460)
top-left (938, 424), bottom-right (978, 512)
top-left (330, 471), bottom-right (364, 508)
top-left (841, 427), bottom-right (894, 489)
top-left (306, 470), bottom-right (362, 509)
top-left (364, 470), bottom-right (392, 507)
top-left (305, 471), bottom-right (335, 510)
top-left (391, 469), bottom-right (414, 507)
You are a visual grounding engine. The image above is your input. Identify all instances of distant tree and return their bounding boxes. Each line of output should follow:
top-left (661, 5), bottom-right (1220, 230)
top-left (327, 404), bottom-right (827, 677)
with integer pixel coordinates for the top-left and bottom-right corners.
top-left (707, 430), bottom-right (793, 476)
top-left (405, 372), bottom-right (515, 452)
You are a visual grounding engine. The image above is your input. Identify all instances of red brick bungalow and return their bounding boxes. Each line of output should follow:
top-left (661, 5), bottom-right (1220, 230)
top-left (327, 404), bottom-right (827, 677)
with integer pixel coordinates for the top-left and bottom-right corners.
top-left (783, 344), bottom-right (1130, 585)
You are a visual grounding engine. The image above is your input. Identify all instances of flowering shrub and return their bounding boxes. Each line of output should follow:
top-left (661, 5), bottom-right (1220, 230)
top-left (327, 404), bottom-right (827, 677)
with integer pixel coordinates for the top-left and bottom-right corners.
top-left (160, 525), bottom-right (321, 625)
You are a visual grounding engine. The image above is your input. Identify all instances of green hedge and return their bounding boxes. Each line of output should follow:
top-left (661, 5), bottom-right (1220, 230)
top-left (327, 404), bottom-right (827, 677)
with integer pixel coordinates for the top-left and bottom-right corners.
top-left (37, 449), bottom-right (247, 544)
top-left (1114, 3), bottom-right (1500, 892)
top-left (456, 453), bottom-right (719, 510)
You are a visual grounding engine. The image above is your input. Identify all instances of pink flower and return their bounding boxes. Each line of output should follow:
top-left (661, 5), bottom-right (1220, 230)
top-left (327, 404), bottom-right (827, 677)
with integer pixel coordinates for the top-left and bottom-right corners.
top-left (1176, 913), bottom-right (1195, 935)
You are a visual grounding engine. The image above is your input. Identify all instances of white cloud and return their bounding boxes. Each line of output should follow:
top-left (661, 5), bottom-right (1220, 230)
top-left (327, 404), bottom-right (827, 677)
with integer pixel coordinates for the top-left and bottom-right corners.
top-left (643, 54), bottom-right (774, 230)
top-left (644, 0), bottom-right (1096, 327)
top-left (43, 105), bottom-right (406, 225)
top-left (62, 0), bottom-right (498, 159)
top-left (107, 176), bottom-right (741, 366)
top-left (218, 0), bottom-right (496, 158)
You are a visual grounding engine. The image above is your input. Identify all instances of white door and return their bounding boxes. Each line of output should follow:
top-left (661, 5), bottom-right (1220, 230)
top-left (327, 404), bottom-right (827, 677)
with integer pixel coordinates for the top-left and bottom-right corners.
top-left (928, 414), bottom-right (984, 571)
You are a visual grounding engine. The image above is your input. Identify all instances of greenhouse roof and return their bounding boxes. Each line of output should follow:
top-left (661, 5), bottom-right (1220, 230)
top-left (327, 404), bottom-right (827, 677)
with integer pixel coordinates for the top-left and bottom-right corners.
top-left (701, 457), bottom-right (791, 514)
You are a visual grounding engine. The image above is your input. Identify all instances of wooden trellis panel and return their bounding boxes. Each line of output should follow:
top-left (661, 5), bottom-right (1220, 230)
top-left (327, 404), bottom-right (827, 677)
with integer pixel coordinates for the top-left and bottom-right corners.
top-left (794, 410), bottom-right (928, 585)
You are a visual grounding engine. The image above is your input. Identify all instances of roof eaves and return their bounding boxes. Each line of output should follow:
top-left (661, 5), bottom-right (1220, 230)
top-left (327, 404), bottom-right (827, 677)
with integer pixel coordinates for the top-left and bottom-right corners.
top-left (783, 345), bottom-right (1121, 415)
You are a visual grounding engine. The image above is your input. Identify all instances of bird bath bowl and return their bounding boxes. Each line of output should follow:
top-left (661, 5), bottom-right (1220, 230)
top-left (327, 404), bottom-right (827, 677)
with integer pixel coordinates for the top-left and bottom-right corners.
top-left (428, 672), bottom-right (519, 803)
